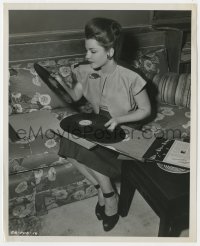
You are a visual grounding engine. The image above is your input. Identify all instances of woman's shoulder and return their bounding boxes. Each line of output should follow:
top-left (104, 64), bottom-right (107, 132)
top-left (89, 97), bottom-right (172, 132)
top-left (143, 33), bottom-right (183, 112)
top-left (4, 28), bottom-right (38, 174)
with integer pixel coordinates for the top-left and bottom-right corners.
top-left (117, 64), bottom-right (147, 93)
top-left (117, 64), bottom-right (144, 80)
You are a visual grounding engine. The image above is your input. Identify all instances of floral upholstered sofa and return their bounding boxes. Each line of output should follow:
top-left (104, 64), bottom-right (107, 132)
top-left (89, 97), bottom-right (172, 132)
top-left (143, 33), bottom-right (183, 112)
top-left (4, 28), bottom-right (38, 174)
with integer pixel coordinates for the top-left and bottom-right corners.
top-left (8, 27), bottom-right (191, 235)
top-left (9, 56), bottom-right (97, 235)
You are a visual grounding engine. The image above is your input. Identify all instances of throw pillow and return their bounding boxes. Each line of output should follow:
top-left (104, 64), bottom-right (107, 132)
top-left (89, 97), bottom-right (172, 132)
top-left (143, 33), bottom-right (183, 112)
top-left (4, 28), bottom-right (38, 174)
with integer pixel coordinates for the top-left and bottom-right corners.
top-left (131, 47), bottom-right (169, 80)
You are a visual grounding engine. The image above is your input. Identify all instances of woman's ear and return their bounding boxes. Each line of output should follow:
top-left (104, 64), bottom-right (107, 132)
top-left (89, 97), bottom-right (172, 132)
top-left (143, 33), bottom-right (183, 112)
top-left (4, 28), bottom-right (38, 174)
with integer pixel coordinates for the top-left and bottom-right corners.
top-left (107, 48), bottom-right (114, 59)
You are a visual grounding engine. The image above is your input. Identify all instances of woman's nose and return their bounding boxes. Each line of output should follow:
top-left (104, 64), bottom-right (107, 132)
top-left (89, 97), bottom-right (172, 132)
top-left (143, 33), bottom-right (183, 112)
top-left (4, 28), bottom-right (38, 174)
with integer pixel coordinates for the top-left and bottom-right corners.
top-left (85, 51), bottom-right (91, 60)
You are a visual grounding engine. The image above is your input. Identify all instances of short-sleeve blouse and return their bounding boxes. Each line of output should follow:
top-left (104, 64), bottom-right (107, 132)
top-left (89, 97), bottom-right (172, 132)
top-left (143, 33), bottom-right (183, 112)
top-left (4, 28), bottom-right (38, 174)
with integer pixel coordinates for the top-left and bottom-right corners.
top-left (73, 64), bottom-right (146, 118)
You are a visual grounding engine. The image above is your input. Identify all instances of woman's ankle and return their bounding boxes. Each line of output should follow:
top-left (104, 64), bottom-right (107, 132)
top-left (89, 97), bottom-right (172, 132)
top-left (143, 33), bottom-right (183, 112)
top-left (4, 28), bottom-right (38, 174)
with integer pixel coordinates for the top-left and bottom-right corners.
top-left (98, 189), bottom-right (105, 206)
top-left (104, 192), bottom-right (118, 216)
top-left (94, 184), bottom-right (105, 206)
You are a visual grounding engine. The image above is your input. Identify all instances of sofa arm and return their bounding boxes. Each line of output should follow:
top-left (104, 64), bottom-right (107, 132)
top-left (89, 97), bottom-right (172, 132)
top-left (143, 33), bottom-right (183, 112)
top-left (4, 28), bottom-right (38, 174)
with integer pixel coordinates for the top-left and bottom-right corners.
top-left (152, 72), bottom-right (191, 108)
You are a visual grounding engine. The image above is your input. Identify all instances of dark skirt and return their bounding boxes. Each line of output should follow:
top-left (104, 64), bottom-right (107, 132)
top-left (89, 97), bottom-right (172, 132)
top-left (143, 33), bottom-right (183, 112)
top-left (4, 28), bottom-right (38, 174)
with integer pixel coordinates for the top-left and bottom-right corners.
top-left (58, 138), bottom-right (122, 178)
top-left (58, 110), bottom-right (141, 178)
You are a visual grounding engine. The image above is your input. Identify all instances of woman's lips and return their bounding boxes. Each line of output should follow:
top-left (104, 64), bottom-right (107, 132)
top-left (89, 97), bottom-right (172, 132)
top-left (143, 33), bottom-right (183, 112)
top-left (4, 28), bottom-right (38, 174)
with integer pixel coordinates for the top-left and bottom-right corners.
top-left (89, 62), bottom-right (95, 67)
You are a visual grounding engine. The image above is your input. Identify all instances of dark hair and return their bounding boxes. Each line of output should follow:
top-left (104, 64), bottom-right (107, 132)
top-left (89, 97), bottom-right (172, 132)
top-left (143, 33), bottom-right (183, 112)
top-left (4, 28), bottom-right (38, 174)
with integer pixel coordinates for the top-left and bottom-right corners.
top-left (85, 17), bottom-right (122, 60)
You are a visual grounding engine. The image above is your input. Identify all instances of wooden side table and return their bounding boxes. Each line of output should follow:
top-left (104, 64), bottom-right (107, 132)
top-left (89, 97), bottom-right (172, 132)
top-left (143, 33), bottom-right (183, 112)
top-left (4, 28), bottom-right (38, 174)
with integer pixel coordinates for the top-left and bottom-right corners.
top-left (118, 160), bottom-right (190, 237)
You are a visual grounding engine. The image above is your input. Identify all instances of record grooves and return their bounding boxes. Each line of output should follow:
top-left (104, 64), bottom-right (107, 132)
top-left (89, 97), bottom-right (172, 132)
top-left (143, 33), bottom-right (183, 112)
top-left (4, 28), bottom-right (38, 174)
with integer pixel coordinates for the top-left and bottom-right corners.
top-left (34, 63), bottom-right (72, 103)
top-left (60, 113), bottom-right (126, 144)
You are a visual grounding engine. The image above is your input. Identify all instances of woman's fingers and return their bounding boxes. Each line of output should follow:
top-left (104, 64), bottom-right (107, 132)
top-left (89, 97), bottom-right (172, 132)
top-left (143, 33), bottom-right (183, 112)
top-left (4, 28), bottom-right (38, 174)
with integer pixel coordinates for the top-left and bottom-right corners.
top-left (104, 119), bottom-right (116, 132)
top-left (104, 119), bottom-right (112, 128)
top-left (107, 125), bottom-right (115, 132)
top-left (51, 73), bottom-right (60, 80)
top-left (66, 81), bottom-right (73, 88)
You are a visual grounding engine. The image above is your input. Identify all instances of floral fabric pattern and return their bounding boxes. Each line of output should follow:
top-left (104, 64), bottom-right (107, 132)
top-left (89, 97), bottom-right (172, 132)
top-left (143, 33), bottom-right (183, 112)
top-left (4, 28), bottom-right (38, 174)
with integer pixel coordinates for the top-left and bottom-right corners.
top-left (9, 105), bottom-right (98, 235)
top-left (142, 103), bottom-right (190, 140)
top-left (9, 216), bottom-right (41, 236)
top-left (9, 57), bottom-right (87, 115)
top-left (34, 161), bottom-right (85, 193)
top-left (131, 48), bottom-right (169, 80)
top-left (35, 179), bottom-right (97, 217)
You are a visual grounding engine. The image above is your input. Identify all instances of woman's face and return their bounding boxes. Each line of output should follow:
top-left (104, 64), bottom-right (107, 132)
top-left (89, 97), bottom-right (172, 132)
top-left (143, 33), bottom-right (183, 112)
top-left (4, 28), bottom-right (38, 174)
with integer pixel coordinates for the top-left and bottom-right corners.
top-left (85, 39), bottom-right (109, 69)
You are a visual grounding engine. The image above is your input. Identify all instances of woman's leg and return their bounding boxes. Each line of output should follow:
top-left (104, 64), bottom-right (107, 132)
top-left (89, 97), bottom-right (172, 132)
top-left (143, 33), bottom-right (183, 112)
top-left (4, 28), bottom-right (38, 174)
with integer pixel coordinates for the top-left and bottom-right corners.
top-left (67, 157), bottom-right (104, 205)
top-left (91, 169), bottom-right (118, 216)
top-left (68, 157), bottom-right (119, 230)
top-left (68, 157), bottom-right (98, 184)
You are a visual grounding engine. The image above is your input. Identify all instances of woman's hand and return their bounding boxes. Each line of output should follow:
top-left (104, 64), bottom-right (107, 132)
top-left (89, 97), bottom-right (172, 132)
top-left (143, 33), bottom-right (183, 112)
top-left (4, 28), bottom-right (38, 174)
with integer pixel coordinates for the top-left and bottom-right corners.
top-left (51, 72), bottom-right (73, 89)
top-left (104, 118), bottom-right (120, 131)
top-left (50, 71), bottom-right (83, 102)
top-left (51, 72), bottom-right (63, 83)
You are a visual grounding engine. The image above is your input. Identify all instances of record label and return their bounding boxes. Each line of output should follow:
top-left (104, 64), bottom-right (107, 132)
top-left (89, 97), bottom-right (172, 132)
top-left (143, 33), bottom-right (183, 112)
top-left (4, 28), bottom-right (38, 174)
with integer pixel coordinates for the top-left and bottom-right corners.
top-left (78, 120), bottom-right (93, 126)
top-left (60, 113), bottom-right (126, 144)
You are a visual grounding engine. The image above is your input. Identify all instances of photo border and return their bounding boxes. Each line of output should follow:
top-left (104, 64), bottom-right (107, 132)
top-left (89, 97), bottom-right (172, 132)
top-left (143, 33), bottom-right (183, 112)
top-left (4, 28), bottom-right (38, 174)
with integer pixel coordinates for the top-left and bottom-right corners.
top-left (3, 2), bottom-right (197, 243)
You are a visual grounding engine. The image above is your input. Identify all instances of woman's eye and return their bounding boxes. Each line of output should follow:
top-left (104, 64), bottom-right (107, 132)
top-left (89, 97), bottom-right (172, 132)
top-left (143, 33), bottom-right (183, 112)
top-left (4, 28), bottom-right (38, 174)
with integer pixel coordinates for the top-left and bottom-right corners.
top-left (91, 51), bottom-right (96, 54)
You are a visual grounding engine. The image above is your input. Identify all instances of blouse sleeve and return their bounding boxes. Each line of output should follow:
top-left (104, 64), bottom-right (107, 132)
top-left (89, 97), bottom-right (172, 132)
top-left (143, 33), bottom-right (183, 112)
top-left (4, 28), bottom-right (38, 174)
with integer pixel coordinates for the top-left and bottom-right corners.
top-left (130, 73), bottom-right (147, 96)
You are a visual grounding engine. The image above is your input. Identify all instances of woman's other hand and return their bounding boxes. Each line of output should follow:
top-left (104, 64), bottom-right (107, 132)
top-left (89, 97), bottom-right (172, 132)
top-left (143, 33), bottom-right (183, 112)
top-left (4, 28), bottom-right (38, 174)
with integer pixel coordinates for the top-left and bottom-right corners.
top-left (104, 118), bottom-right (120, 132)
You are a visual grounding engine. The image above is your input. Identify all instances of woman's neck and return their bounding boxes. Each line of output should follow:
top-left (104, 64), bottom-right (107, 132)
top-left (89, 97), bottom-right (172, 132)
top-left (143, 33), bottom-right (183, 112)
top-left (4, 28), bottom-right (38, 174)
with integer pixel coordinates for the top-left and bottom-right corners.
top-left (101, 60), bottom-right (117, 75)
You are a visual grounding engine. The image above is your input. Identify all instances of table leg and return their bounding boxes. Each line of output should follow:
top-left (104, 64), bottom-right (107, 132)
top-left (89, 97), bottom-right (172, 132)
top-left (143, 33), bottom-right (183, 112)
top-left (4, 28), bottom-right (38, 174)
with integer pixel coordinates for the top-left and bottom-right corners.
top-left (118, 172), bottom-right (136, 217)
top-left (159, 212), bottom-right (189, 237)
top-left (158, 214), bottom-right (171, 237)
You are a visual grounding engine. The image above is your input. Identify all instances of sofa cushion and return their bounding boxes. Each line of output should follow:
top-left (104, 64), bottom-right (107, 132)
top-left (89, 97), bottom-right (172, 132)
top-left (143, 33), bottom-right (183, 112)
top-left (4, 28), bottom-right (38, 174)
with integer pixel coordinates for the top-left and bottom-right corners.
top-left (9, 186), bottom-right (41, 236)
top-left (9, 106), bottom-right (76, 140)
top-left (34, 162), bottom-right (85, 192)
top-left (142, 103), bottom-right (190, 140)
top-left (9, 192), bottom-right (37, 220)
top-left (9, 152), bottom-right (63, 175)
top-left (9, 141), bottom-right (31, 160)
top-left (9, 216), bottom-right (41, 236)
top-left (9, 171), bottom-right (36, 199)
top-left (35, 178), bottom-right (97, 216)
top-left (9, 67), bottom-right (68, 114)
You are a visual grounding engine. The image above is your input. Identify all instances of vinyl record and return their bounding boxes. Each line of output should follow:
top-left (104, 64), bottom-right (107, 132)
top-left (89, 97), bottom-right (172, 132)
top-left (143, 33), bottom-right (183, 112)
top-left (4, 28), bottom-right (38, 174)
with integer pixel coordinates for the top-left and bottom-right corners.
top-left (34, 63), bottom-right (72, 103)
top-left (157, 163), bottom-right (190, 174)
top-left (60, 113), bottom-right (126, 144)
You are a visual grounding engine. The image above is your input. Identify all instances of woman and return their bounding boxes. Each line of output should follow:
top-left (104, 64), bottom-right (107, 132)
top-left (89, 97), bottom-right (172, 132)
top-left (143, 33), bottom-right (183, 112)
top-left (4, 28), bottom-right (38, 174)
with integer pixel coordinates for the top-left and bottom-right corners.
top-left (54, 17), bottom-right (151, 231)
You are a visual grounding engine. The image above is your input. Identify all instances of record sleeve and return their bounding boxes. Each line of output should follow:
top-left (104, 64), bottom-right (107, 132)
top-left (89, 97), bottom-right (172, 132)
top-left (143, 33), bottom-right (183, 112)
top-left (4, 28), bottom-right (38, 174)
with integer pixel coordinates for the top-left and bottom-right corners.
top-left (143, 138), bottom-right (190, 169)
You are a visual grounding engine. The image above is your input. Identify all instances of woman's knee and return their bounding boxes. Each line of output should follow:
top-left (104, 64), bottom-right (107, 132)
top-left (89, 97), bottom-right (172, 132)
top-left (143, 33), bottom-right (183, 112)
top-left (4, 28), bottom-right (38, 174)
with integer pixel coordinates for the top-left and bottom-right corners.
top-left (67, 157), bottom-right (88, 169)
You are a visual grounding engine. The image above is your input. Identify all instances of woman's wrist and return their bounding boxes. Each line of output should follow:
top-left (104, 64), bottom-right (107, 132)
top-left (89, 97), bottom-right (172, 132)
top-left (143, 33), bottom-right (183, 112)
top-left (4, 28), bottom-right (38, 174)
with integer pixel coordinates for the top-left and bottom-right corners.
top-left (116, 114), bottom-right (135, 125)
top-left (116, 116), bottom-right (123, 125)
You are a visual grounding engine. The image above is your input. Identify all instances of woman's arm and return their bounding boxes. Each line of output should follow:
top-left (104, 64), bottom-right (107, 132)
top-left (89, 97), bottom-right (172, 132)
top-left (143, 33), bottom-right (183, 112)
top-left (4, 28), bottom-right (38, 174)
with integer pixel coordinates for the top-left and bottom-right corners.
top-left (105, 89), bottom-right (151, 131)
